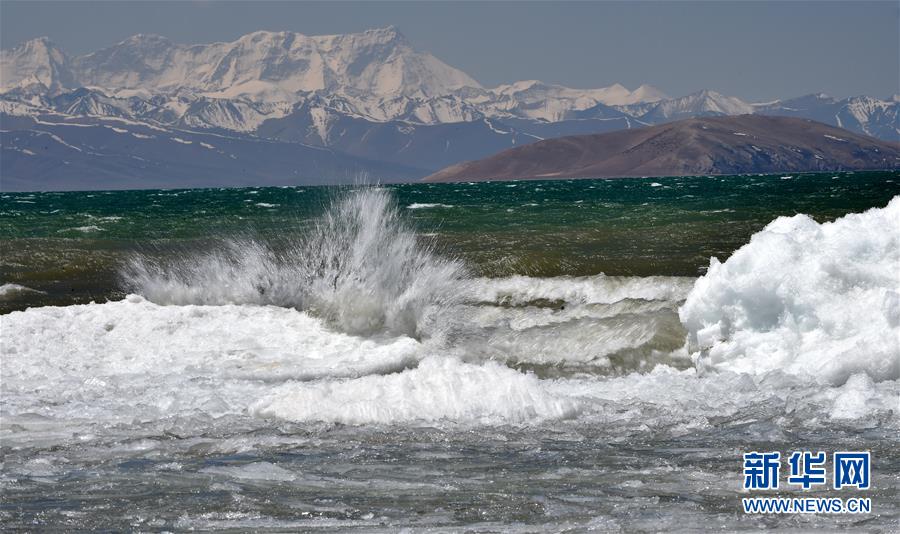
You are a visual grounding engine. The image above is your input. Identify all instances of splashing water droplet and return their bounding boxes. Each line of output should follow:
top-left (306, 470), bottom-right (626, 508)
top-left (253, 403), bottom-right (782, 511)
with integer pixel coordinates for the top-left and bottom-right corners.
top-left (122, 187), bottom-right (467, 338)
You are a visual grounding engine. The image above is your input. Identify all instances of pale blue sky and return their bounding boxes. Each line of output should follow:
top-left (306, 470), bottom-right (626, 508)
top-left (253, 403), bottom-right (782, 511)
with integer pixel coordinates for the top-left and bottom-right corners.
top-left (2, 1), bottom-right (897, 101)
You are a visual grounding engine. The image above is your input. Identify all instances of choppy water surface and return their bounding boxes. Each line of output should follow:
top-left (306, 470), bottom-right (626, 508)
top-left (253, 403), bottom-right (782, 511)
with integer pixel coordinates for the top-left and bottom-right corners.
top-left (2, 172), bottom-right (899, 531)
top-left (3, 172), bottom-right (898, 312)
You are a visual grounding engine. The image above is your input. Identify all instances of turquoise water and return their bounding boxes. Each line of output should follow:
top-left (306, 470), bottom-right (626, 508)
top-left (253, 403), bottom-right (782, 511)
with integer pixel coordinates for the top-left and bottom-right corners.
top-left (2, 171), bottom-right (898, 313)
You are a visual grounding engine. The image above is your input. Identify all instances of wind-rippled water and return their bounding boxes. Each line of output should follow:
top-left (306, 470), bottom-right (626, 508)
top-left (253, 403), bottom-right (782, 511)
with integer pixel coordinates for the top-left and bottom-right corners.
top-left (3, 171), bottom-right (898, 313)
top-left (1, 172), bottom-right (898, 531)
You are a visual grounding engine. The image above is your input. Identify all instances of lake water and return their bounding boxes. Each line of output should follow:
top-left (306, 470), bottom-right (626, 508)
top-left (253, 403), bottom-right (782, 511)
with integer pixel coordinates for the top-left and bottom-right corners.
top-left (2, 172), bottom-right (898, 530)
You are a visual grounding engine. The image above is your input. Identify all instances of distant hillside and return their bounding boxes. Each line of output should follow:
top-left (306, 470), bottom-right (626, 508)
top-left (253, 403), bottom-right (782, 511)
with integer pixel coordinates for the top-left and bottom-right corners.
top-left (0, 104), bottom-right (423, 191)
top-left (423, 116), bottom-right (900, 183)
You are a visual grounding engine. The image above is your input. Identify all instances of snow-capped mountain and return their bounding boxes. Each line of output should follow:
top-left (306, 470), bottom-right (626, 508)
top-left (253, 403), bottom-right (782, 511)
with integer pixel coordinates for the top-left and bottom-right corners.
top-left (1, 27), bottom-right (898, 190)
top-left (631, 90), bottom-right (756, 123)
top-left (0, 28), bottom-right (669, 124)
top-left (473, 80), bottom-right (669, 122)
top-left (0, 37), bottom-right (76, 94)
top-left (5, 27), bottom-right (893, 136)
top-left (835, 96), bottom-right (899, 140)
top-left (753, 93), bottom-right (899, 140)
top-left (2, 28), bottom-right (481, 102)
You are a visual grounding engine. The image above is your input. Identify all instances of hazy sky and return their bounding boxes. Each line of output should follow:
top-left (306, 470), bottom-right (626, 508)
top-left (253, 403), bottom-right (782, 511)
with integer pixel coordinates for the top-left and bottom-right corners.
top-left (2, 1), bottom-right (897, 101)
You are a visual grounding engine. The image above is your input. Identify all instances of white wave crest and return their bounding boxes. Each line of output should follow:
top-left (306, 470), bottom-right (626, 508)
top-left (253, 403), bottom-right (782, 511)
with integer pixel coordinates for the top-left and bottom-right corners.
top-left (680, 197), bottom-right (900, 384)
top-left (406, 203), bottom-right (454, 209)
top-left (0, 283), bottom-right (42, 300)
top-left (469, 274), bottom-right (695, 306)
top-left (123, 188), bottom-right (466, 337)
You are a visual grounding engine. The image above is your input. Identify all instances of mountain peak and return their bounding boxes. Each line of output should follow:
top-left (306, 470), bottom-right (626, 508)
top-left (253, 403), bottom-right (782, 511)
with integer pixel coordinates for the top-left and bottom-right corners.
top-left (235, 30), bottom-right (294, 45)
top-left (695, 89), bottom-right (723, 99)
top-left (640, 89), bottom-right (753, 121)
top-left (10, 36), bottom-right (64, 56)
top-left (366, 25), bottom-right (402, 37)
top-left (21, 36), bottom-right (55, 47)
top-left (632, 84), bottom-right (668, 102)
top-left (123, 33), bottom-right (171, 43)
top-left (1, 35), bottom-right (73, 93)
top-left (343, 25), bottom-right (410, 47)
top-left (112, 33), bottom-right (175, 51)
top-left (57, 26), bottom-right (478, 98)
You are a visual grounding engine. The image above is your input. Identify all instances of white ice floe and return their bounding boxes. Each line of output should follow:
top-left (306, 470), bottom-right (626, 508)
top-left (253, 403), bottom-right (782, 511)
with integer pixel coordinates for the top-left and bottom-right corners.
top-left (252, 356), bottom-right (579, 425)
top-left (2, 285), bottom-right (896, 432)
top-left (680, 197), bottom-right (900, 384)
top-left (0, 296), bottom-right (424, 425)
top-left (555, 364), bottom-right (898, 431)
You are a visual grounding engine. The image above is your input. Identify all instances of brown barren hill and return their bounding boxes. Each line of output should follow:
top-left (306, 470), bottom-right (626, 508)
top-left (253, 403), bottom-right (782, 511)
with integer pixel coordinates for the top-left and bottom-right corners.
top-left (423, 115), bottom-right (900, 182)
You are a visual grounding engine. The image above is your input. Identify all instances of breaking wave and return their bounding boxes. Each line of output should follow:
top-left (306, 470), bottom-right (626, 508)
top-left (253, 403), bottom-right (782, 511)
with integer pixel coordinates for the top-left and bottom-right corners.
top-left (123, 188), bottom-right (466, 337)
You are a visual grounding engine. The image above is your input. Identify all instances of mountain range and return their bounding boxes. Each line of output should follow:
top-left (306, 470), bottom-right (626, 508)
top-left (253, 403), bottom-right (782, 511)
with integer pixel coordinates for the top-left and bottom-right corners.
top-left (1, 27), bottom-right (898, 190)
top-left (424, 115), bottom-right (900, 182)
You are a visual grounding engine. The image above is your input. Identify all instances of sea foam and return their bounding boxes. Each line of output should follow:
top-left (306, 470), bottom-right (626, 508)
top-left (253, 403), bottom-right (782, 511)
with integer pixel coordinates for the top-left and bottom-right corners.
top-left (680, 196), bottom-right (900, 384)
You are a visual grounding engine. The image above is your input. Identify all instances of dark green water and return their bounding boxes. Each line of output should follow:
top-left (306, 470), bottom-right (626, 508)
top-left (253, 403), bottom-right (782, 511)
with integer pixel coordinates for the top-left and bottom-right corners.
top-left (2, 171), bottom-right (898, 313)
